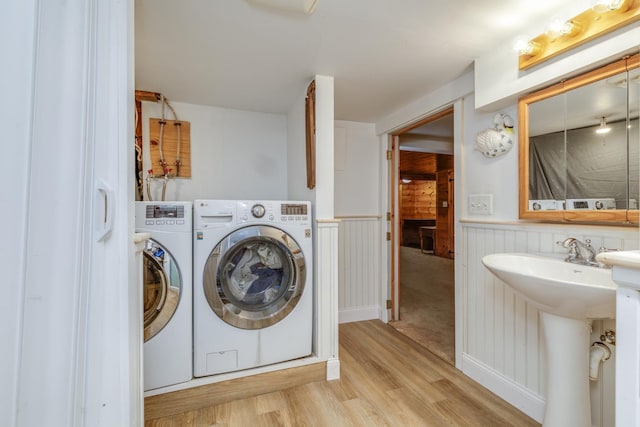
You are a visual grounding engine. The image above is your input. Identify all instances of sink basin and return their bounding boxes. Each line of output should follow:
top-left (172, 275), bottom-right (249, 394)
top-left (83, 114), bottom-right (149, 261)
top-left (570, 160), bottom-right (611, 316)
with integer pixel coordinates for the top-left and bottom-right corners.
top-left (482, 253), bottom-right (616, 319)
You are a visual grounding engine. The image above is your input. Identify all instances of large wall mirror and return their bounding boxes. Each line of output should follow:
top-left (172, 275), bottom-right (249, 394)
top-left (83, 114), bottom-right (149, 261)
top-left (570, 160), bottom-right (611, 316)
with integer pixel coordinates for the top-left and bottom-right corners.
top-left (519, 53), bottom-right (639, 224)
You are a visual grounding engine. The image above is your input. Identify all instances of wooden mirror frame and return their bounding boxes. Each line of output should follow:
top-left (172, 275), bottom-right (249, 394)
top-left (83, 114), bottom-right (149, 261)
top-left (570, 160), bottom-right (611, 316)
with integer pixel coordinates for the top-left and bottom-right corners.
top-left (518, 53), bottom-right (639, 224)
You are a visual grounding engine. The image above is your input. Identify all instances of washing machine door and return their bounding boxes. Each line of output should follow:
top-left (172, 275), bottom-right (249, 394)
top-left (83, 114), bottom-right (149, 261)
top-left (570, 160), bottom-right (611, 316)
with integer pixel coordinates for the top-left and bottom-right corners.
top-left (203, 225), bottom-right (306, 329)
top-left (143, 238), bottom-right (182, 341)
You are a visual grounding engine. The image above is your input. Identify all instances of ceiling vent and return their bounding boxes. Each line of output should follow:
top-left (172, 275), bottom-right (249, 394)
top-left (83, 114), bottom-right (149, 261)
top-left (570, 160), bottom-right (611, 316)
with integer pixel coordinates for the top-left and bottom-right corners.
top-left (246, 0), bottom-right (318, 15)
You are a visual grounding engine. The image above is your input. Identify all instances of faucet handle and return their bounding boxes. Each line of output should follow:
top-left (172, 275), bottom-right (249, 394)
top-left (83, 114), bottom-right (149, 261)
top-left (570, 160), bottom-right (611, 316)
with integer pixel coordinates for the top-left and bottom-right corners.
top-left (584, 239), bottom-right (592, 247)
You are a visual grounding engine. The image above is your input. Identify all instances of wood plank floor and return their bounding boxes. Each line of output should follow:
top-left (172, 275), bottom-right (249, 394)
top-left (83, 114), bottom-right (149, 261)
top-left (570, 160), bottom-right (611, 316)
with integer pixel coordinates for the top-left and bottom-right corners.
top-left (145, 320), bottom-right (540, 426)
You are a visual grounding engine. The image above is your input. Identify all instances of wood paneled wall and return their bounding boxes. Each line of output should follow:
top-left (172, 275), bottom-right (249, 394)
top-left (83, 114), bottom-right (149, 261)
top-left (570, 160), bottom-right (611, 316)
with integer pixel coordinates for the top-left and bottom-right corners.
top-left (399, 151), bottom-right (453, 179)
top-left (400, 181), bottom-right (436, 219)
top-left (400, 151), bottom-right (436, 178)
top-left (399, 151), bottom-right (453, 256)
top-left (436, 169), bottom-right (454, 258)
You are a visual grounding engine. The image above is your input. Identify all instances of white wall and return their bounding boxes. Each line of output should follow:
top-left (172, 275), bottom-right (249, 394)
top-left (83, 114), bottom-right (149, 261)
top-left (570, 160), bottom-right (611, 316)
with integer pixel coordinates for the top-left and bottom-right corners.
top-left (376, 71), bottom-right (473, 135)
top-left (462, 96), bottom-right (519, 221)
top-left (315, 75), bottom-right (335, 220)
top-left (141, 101), bottom-right (288, 202)
top-left (333, 120), bottom-right (382, 323)
top-left (334, 121), bottom-right (379, 216)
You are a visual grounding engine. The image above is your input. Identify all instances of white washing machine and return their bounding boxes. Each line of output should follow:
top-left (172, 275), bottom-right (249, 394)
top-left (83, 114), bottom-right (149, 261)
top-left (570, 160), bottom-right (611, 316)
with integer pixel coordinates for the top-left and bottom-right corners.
top-left (193, 200), bottom-right (313, 377)
top-left (135, 201), bottom-right (193, 391)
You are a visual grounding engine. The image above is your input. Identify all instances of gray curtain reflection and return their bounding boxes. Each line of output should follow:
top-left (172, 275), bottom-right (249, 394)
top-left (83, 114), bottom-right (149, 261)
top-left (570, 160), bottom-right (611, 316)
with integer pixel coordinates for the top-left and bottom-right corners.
top-left (529, 118), bottom-right (639, 208)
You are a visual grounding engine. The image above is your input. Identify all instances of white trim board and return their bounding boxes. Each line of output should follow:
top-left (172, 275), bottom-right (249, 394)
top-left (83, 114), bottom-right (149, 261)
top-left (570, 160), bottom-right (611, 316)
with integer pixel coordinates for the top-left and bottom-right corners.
top-left (338, 306), bottom-right (380, 324)
top-left (462, 353), bottom-right (545, 423)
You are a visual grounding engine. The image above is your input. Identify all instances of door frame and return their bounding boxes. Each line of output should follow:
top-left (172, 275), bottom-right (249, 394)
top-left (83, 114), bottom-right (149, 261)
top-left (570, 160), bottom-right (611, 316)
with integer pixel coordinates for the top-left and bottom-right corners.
top-left (388, 106), bottom-right (454, 322)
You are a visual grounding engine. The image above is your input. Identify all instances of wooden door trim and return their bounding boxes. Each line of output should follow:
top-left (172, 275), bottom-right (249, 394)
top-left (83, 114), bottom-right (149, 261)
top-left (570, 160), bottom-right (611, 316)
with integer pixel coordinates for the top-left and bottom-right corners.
top-left (390, 135), bottom-right (399, 321)
top-left (390, 106), bottom-right (454, 136)
top-left (390, 106), bottom-right (455, 322)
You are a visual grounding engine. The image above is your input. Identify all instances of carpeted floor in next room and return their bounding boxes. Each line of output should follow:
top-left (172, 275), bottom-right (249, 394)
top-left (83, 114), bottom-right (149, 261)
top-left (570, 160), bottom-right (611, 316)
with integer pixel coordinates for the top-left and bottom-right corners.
top-left (390, 246), bottom-right (455, 364)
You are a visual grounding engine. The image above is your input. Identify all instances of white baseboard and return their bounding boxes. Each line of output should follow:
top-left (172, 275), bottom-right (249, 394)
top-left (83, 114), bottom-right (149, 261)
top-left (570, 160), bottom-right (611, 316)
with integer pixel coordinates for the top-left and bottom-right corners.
top-left (380, 308), bottom-right (390, 323)
top-left (326, 357), bottom-right (340, 380)
top-left (338, 305), bottom-right (379, 324)
top-left (462, 353), bottom-right (545, 423)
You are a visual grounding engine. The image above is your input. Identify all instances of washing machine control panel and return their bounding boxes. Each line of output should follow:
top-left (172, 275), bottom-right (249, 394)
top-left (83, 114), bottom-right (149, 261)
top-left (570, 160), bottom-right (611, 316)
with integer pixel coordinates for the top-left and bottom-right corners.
top-left (251, 204), bottom-right (266, 218)
top-left (143, 204), bottom-right (186, 225)
top-left (136, 202), bottom-right (193, 231)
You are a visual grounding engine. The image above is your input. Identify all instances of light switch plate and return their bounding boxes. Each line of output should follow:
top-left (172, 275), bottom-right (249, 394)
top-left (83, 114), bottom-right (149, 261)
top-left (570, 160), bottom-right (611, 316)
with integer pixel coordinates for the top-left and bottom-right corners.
top-left (469, 194), bottom-right (493, 215)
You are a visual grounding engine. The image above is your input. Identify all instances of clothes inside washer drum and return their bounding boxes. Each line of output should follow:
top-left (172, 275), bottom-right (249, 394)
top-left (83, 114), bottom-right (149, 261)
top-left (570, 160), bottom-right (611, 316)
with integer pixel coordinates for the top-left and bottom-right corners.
top-left (245, 266), bottom-right (282, 303)
top-left (227, 243), bottom-right (285, 304)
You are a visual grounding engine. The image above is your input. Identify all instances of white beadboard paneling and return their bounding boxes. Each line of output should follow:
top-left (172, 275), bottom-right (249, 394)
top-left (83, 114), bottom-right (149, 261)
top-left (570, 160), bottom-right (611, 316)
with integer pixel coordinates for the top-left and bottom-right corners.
top-left (462, 221), bottom-right (638, 426)
top-left (316, 221), bottom-right (340, 369)
top-left (337, 217), bottom-right (382, 323)
top-left (339, 306), bottom-right (380, 324)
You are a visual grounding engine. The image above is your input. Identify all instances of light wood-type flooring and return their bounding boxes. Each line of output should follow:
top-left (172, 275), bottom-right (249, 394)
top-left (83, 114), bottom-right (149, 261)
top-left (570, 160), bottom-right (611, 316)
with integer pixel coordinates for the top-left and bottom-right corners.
top-left (145, 320), bottom-right (539, 426)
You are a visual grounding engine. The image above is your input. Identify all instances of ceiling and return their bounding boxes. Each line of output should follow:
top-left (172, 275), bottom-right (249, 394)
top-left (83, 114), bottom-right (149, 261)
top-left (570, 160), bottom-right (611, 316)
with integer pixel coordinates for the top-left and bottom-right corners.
top-left (135, 0), bottom-right (582, 123)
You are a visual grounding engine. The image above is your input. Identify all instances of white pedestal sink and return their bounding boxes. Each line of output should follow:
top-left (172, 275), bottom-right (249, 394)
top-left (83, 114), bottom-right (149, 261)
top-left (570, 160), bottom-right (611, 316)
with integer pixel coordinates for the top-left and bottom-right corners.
top-left (482, 253), bottom-right (617, 427)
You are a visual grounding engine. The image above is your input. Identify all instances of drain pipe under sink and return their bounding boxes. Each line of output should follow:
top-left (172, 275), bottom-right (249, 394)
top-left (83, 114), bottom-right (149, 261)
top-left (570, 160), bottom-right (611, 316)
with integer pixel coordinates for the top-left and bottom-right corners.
top-left (589, 341), bottom-right (612, 381)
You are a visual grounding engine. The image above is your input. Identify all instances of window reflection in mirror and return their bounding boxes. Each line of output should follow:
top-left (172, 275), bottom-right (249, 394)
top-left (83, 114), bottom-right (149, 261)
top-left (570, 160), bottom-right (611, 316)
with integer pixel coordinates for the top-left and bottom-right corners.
top-left (519, 54), bottom-right (639, 224)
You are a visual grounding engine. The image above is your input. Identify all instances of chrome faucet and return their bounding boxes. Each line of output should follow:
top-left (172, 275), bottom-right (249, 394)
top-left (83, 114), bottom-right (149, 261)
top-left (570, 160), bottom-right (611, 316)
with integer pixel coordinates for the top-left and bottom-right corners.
top-left (558, 237), bottom-right (598, 266)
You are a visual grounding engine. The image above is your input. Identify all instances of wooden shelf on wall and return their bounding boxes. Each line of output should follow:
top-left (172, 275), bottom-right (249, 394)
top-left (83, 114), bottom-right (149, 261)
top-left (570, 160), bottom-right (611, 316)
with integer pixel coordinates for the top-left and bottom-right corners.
top-left (148, 118), bottom-right (192, 178)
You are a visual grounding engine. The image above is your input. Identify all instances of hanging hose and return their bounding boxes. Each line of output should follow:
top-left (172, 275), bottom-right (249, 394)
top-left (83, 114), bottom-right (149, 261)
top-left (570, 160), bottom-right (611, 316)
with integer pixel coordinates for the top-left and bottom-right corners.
top-left (158, 95), bottom-right (168, 178)
top-left (162, 98), bottom-right (182, 177)
top-left (149, 93), bottom-right (180, 201)
top-left (146, 170), bottom-right (154, 201)
top-left (175, 121), bottom-right (182, 176)
top-left (589, 341), bottom-right (612, 381)
top-left (134, 106), bottom-right (144, 199)
top-left (161, 175), bottom-right (168, 202)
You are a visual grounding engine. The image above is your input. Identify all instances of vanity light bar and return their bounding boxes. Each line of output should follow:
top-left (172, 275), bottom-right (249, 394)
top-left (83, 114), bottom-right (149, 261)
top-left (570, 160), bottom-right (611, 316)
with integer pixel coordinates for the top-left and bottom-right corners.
top-left (518, 0), bottom-right (640, 70)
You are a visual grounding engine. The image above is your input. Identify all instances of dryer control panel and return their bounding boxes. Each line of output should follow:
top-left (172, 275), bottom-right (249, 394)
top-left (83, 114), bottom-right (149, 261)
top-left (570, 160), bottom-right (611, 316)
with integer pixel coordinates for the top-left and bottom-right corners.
top-left (193, 200), bottom-right (312, 228)
top-left (236, 200), bottom-right (311, 226)
top-left (280, 203), bottom-right (309, 224)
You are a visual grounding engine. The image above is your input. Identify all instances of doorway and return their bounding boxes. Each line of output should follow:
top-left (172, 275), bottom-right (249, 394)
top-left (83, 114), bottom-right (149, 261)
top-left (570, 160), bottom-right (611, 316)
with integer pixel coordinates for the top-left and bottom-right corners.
top-left (389, 108), bottom-right (455, 364)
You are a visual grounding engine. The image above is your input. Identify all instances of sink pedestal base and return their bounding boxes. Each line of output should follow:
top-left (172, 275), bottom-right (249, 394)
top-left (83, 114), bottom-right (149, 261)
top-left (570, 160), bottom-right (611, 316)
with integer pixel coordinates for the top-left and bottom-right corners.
top-left (540, 311), bottom-right (592, 427)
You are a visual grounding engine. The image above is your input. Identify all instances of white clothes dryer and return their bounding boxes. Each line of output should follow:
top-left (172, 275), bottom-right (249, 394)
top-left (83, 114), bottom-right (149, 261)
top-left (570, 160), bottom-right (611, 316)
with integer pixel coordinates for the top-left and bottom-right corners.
top-left (135, 201), bottom-right (193, 391)
top-left (193, 200), bottom-right (313, 377)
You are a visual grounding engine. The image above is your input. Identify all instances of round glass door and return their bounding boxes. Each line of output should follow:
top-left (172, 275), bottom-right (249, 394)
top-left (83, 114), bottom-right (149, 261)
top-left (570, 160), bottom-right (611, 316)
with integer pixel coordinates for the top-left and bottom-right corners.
top-left (203, 225), bottom-right (306, 330)
top-left (143, 238), bottom-right (182, 341)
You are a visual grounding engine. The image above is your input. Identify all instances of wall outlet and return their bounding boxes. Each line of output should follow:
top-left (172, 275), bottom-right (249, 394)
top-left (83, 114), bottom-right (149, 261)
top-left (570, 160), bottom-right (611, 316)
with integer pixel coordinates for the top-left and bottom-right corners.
top-left (469, 194), bottom-right (493, 215)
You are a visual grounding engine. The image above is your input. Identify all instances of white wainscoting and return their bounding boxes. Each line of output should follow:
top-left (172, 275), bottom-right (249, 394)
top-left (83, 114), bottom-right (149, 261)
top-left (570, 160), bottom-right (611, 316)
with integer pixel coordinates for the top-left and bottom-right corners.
top-left (337, 217), bottom-right (382, 324)
top-left (316, 221), bottom-right (341, 379)
top-left (461, 221), bottom-right (638, 425)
